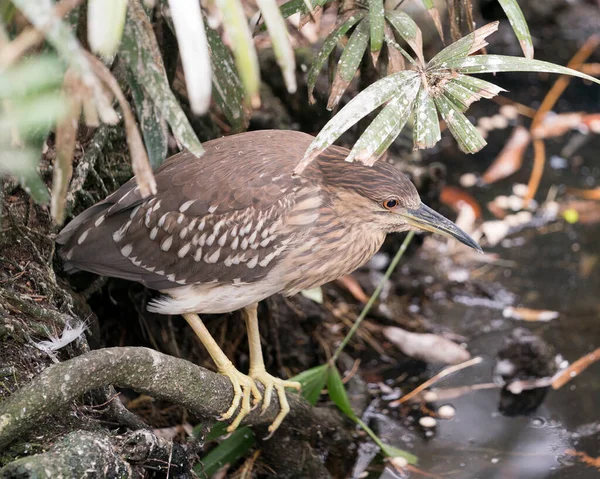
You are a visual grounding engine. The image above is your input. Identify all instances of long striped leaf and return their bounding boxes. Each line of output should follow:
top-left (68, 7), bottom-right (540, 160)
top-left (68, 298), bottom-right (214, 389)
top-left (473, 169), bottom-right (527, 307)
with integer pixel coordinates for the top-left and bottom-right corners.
top-left (168, 0), bottom-right (212, 114)
top-left (307, 12), bottom-right (364, 103)
top-left (122, 0), bottom-right (203, 157)
top-left (434, 94), bottom-right (486, 153)
top-left (442, 55), bottom-right (600, 86)
top-left (441, 73), bottom-right (505, 111)
top-left (328, 18), bottom-right (370, 110)
top-left (216, 0), bottom-right (261, 107)
top-left (296, 70), bottom-right (420, 173)
top-left (385, 10), bottom-right (424, 66)
top-left (412, 85), bottom-right (440, 149)
top-left (347, 76), bottom-right (420, 163)
top-left (369, 0), bottom-right (384, 62)
top-left (204, 26), bottom-right (247, 132)
top-left (428, 22), bottom-right (499, 69)
top-left (498, 0), bottom-right (533, 59)
top-left (258, 0), bottom-right (297, 94)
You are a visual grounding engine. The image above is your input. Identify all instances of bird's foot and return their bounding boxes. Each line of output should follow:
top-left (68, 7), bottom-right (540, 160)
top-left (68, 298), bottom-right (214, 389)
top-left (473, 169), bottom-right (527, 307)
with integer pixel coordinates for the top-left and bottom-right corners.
top-left (218, 363), bottom-right (262, 433)
top-left (250, 369), bottom-right (302, 438)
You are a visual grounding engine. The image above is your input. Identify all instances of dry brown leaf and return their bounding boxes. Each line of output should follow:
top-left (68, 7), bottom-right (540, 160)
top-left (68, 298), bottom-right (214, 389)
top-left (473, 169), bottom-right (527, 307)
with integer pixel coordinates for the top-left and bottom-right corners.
top-left (481, 125), bottom-right (531, 184)
top-left (335, 275), bottom-right (369, 303)
top-left (560, 200), bottom-right (600, 225)
top-left (502, 306), bottom-right (559, 322)
top-left (565, 187), bottom-right (600, 200)
top-left (440, 185), bottom-right (482, 219)
top-left (565, 449), bottom-right (600, 470)
top-left (532, 112), bottom-right (584, 139)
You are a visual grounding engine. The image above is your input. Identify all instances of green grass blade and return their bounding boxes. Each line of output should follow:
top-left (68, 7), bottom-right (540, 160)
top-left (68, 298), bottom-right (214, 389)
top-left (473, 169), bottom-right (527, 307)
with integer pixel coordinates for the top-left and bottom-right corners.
top-left (257, 0), bottom-right (297, 94)
top-left (412, 84), bottom-right (440, 149)
top-left (434, 94), bottom-right (486, 153)
top-left (194, 426), bottom-right (256, 477)
top-left (326, 366), bottom-right (357, 419)
top-left (291, 364), bottom-right (329, 405)
top-left (216, 0), bottom-right (261, 107)
top-left (122, 0), bottom-right (203, 157)
top-left (498, 0), bottom-right (533, 59)
top-left (306, 12), bottom-right (364, 103)
top-left (442, 54), bottom-right (600, 86)
top-left (385, 10), bottom-right (424, 65)
top-left (328, 18), bottom-right (370, 110)
top-left (296, 70), bottom-right (419, 173)
top-left (347, 76), bottom-right (420, 163)
top-left (428, 21), bottom-right (499, 69)
top-left (369, 0), bottom-right (384, 60)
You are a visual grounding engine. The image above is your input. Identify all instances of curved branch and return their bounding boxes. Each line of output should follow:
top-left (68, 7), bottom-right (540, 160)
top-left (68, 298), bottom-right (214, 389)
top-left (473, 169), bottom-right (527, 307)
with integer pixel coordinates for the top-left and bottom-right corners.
top-left (0, 347), bottom-right (349, 450)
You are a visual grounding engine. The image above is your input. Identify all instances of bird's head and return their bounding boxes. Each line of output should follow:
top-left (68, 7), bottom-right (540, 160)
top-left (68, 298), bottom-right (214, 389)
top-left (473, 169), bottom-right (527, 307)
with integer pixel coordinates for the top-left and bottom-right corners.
top-left (321, 158), bottom-right (482, 252)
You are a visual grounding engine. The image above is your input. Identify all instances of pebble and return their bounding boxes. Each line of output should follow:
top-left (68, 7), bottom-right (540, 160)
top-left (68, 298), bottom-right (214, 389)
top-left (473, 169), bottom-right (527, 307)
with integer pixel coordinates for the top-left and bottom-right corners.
top-left (500, 104), bottom-right (519, 120)
top-left (460, 172), bottom-right (478, 188)
top-left (490, 114), bottom-right (509, 130)
top-left (512, 183), bottom-right (528, 197)
top-left (478, 116), bottom-right (494, 131)
top-left (494, 195), bottom-right (510, 209)
top-left (419, 416), bottom-right (437, 428)
top-left (437, 405), bottom-right (456, 419)
top-left (507, 195), bottom-right (523, 211)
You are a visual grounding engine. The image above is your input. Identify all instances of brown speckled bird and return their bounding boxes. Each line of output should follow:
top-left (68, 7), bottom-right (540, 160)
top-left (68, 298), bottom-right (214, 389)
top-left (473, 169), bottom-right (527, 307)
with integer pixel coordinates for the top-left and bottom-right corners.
top-left (57, 130), bottom-right (480, 434)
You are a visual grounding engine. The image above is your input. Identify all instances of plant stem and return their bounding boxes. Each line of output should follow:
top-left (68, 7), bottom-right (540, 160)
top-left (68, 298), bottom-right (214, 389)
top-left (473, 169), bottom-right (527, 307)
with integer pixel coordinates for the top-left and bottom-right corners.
top-left (331, 230), bottom-right (415, 363)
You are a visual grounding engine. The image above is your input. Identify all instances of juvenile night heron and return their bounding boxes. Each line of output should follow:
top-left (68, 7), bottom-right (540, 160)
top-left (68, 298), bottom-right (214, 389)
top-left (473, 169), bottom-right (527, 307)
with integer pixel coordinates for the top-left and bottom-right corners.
top-left (57, 130), bottom-right (480, 434)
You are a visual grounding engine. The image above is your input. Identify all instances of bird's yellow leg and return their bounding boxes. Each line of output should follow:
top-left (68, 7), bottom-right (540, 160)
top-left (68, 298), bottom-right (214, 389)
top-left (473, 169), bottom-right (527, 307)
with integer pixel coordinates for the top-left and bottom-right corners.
top-left (182, 313), bottom-right (261, 432)
top-left (242, 303), bottom-right (301, 436)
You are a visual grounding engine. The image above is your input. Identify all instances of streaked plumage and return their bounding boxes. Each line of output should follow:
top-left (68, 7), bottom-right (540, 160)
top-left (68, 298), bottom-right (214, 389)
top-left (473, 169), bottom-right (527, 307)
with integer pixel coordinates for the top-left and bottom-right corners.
top-left (57, 130), bottom-right (419, 314)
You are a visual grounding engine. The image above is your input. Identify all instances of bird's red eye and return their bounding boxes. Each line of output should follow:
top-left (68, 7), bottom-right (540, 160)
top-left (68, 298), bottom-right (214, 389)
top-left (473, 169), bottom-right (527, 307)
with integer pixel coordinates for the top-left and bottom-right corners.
top-left (383, 198), bottom-right (399, 209)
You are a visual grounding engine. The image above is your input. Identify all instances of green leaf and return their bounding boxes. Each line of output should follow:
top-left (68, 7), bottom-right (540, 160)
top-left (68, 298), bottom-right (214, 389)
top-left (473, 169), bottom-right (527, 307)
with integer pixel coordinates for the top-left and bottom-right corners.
top-left (257, 0), bottom-right (297, 94)
top-left (434, 94), bottom-right (486, 153)
top-left (88, 0), bottom-right (128, 59)
top-left (194, 426), bottom-right (255, 477)
top-left (347, 75), bottom-right (420, 163)
top-left (440, 73), bottom-right (505, 112)
top-left (167, 0), bottom-right (212, 114)
top-left (428, 22), bottom-right (499, 69)
top-left (124, 66), bottom-right (169, 169)
top-left (0, 149), bottom-right (50, 204)
top-left (442, 55), bottom-right (600, 86)
top-left (412, 85), bottom-right (440, 149)
top-left (385, 10), bottom-right (424, 65)
top-left (498, 0), bottom-right (533, 59)
top-left (306, 12), bottom-right (365, 103)
top-left (204, 26), bottom-right (248, 132)
top-left (279, 0), bottom-right (329, 19)
top-left (326, 365), bottom-right (357, 419)
top-left (204, 422), bottom-right (231, 442)
top-left (11, 0), bottom-right (117, 124)
top-left (215, 0), bottom-right (261, 107)
top-left (0, 55), bottom-right (64, 99)
top-left (122, 1), bottom-right (204, 156)
top-left (369, 0), bottom-right (384, 57)
top-left (0, 93), bottom-right (66, 133)
top-left (327, 18), bottom-right (370, 110)
top-left (291, 364), bottom-right (328, 405)
top-left (296, 70), bottom-right (419, 172)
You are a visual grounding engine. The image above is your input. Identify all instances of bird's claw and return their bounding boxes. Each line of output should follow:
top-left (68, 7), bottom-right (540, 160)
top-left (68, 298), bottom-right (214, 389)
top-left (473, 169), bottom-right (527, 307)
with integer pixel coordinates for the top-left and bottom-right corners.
top-left (218, 364), bottom-right (262, 432)
top-left (250, 370), bottom-right (302, 438)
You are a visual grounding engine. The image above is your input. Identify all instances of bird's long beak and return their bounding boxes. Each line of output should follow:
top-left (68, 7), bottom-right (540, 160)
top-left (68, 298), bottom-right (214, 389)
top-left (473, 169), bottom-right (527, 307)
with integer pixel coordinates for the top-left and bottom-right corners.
top-left (400, 202), bottom-right (482, 252)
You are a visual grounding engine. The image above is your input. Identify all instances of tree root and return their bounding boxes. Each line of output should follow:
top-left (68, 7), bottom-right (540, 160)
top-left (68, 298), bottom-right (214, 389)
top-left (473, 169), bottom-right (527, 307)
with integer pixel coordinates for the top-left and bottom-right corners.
top-left (0, 347), bottom-right (350, 451)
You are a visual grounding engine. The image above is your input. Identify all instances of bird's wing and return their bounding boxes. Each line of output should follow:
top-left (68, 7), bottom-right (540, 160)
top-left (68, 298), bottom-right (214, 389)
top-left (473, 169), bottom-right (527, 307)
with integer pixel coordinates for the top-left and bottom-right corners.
top-left (57, 130), bottom-right (328, 290)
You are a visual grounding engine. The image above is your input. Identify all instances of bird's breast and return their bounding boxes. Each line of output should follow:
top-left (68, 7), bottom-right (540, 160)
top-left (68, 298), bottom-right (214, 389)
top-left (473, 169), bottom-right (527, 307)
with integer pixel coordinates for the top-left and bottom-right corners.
top-left (277, 224), bottom-right (386, 295)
